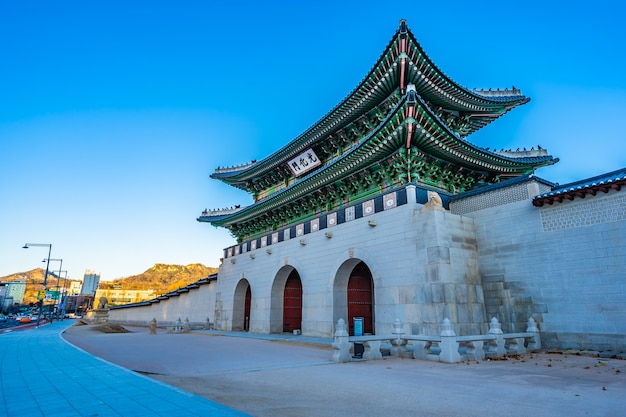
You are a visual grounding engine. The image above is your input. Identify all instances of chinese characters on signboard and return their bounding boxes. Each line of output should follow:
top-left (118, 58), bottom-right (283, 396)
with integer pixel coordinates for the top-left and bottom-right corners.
top-left (287, 148), bottom-right (322, 177)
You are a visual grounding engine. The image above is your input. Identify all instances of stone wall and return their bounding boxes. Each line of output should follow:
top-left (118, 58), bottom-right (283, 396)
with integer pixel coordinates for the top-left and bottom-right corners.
top-left (109, 179), bottom-right (626, 352)
top-left (214, 185), bottom-right (487, 338)
top-left (107, 280), bottom-right (217, 327)
top-left (453, 180), bottom-right (626, 351)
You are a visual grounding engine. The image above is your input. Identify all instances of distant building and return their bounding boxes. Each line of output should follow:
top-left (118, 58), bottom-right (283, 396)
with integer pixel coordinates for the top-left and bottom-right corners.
top-left (68, 281), bottom-right (82, 296)
top-left (0, 280), bottom-right (26, 304)
top-left (1, 281), bottom-right (26, 312)
top-left (80, 270), bottom-right (101, 295)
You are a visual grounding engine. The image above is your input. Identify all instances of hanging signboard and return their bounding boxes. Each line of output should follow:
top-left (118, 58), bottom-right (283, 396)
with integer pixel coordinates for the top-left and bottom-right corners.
top-left (286, 148), bottom-right (322, 177)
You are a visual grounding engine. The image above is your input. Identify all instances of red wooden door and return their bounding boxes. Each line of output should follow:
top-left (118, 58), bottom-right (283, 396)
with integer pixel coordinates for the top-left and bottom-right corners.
top-left (283, 271), bottom-right (302, 332)
top-left (347, 262), bottom-right (373, 335)
top-left (243, 286), bottom-right (251, 331)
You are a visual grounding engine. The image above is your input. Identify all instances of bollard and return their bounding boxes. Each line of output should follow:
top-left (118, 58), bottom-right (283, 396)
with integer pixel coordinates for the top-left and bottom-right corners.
top-left (488, 317), bottom-right (506, 357)
top-left (526, 316), bottom-right (541, 351)
top-left (332, 318), bottom-right (352, 363)
top-left (390, 318), bottom-right (407, 357)
top-left (439, 318), bottom-right (461, 363)
top-left (175, 317), bottom-right (183, 333)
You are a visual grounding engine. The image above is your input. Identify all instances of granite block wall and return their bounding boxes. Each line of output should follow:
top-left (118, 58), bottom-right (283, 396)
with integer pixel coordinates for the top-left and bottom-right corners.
top-left (453, 181), bottom-right (626, 351)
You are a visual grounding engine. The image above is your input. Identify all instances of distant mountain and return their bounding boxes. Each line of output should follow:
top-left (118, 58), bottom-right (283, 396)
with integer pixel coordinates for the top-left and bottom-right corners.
top-left (0, 268), bottom-right (79, 305)
top-left (1, 263), bottom-right (218, 304)
top-left (98, 263), bottom-right (218, 295)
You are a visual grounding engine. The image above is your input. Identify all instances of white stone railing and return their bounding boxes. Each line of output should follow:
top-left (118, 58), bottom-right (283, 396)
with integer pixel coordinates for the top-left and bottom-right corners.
top-left (332, 317), bottom-right (541, 363)
top-left (160, 317), bottom-right (212, 334)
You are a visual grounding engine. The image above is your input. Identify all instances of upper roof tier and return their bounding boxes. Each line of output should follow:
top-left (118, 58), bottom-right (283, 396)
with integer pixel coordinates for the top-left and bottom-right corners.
top-left (211, 20), bottom-right (549, 198)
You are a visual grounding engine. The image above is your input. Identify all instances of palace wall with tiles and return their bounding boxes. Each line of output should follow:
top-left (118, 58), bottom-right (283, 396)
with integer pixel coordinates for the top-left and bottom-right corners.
top-left (451, 181), bottom-right (626, 351)
top-left (109, 180), bottom-right (626, 351)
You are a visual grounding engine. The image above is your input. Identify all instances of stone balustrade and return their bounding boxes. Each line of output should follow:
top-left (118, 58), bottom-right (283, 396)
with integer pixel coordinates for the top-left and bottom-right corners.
top-left (332, 317), bottom-right (541, 363)
top-left (163, 317), bottom-right (213, 334)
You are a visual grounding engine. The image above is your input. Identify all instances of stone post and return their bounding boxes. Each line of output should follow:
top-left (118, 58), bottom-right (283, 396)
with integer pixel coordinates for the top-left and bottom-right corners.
top-left (438, 318), bottom-right (461, 363)
top-left (526, 316), bottom-right (541, 351)
top-left (149, 318), bottom-right (157, 335)
top-left (175, 317), bottom-right (183, 333)
top-left (332, 318), bottom-right (352, 363)
top-left (390, 318), bottom-right (407, 357)
top-left (488, 317), bottom-right (506, 357)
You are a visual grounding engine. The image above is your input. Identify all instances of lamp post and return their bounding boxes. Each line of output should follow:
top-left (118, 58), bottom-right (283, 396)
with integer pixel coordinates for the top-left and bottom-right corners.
top-left (22, 243), bottom-right (52, 325)
top-left (59, 270), bottom-right (68, 318)
top-left (45, 258), bottom-right (63, 318)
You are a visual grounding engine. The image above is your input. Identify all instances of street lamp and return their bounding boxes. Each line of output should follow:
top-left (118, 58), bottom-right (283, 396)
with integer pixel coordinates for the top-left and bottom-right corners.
top-left (45, 258), bottom-right (63, 318)
top-left (22, 243), bottom-right (52, 325)
top-left (55, 270), bottom-right (68, 318)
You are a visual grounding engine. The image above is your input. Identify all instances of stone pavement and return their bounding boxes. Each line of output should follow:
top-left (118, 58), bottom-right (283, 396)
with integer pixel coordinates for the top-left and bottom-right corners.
top-left (0, 321), bottom-right (248, 417)
top-left (3, 321), bottom-right (626, 417)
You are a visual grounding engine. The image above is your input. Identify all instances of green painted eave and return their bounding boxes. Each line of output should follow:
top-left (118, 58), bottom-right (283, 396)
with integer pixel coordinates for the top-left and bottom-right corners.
top-left (200, 91), bottom-right (555, 229)
top-left (210, 20), bottom-right (531, 193)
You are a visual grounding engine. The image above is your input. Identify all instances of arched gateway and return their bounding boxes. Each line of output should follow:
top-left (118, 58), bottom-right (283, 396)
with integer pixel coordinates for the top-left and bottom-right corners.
top-left (283, 271), bottom-right (303, 332)
top-left (270, 266), bottom-right (303, 334)
top-left (232, 279), bottom-right (251, 331)
top-left (333, 259), bottom-right (375, 336)
top-left (348, 262), bottom-right (374, 335)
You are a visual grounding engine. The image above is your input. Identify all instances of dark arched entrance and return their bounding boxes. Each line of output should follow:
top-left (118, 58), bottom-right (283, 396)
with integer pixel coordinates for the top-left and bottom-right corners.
top-left (347, 261), bottom-right (374, 335)
top-left (233, 279), bottom-right (251, 331)
top-left (243, 286), bottom-right (251, 331)
top-left (283, 270), bottom-right (302, 332)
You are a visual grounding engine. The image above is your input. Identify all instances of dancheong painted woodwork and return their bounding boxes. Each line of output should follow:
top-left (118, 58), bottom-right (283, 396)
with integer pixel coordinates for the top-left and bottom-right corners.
top-left (198, 20), bottom-right (557, 242)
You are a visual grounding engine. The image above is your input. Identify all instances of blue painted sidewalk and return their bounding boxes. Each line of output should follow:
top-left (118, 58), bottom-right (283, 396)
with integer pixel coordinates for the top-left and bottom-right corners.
top-left (0, 321), bottom-right (248, 417)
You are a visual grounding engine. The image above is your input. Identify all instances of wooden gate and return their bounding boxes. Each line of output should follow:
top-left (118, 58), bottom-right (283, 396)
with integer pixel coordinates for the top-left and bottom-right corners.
top-left (347, 262), bottom-right (373, 335)
top-left (283, 271), bottom-right (302, 332)
top-left (243, 286), bottom-right (251, 331)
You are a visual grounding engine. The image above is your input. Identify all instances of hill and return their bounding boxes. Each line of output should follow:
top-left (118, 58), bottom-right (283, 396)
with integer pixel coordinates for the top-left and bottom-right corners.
top-left (0, 268), bottom-right (79, 305)
top-left (1, 264), bottom-right (218, 304)
top-left (98, 263), bottom-right (218, 295)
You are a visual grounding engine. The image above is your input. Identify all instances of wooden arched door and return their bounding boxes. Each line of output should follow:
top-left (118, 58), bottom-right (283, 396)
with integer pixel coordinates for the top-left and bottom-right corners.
top-left (347, 262), bottom-right (373, 335)
top-left (243, 286), bottom-right (251, 331)
top-left (283, 270), bottom-right (302, 332)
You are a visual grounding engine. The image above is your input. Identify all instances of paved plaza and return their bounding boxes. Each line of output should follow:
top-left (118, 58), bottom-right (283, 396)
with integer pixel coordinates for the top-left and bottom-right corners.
top-left (0, 321), bottom-right (247, 416)
top-left (2, 321), bottom-right (626, 417)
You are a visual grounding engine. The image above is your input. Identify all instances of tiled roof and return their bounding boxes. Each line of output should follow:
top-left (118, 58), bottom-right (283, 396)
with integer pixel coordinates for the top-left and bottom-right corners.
top-left (109, 274), bottom-right (218, 309)
top-left (532, 168), bottom-right (626, 207)
top-left (450, 174), bottom-right (555, 201)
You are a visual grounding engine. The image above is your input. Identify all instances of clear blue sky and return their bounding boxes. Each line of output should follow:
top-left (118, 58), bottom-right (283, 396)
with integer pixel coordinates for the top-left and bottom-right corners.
top-left (1, 1), bottom-right (625, 281)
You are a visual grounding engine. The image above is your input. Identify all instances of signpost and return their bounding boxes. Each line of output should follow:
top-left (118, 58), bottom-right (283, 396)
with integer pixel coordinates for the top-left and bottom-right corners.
top-left (353, 317), bottom-right (364, 336)
top-left (353, 317), bottom-right (364, 358)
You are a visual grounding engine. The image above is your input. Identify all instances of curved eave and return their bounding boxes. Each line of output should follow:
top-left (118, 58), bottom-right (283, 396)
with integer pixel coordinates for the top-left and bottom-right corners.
top-left (200, 93), bottom-right (552, 228)
top-left (196, 212), bottom-right (240, 223)
top-left (409, 91), bottom-right (556, 174)
top-left (211, 35), bottom-right (405, 188)
top-left (211, 21), bottom-right (529, 190)
top-left (202, 96), bottom-right (413, 227)
top-left (403, 29), bottom-right (530, 114)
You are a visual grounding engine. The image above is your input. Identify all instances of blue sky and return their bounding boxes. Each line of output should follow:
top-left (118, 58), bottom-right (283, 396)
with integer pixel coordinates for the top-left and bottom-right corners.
top-left (1, 1), bottom-right (625, 281)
